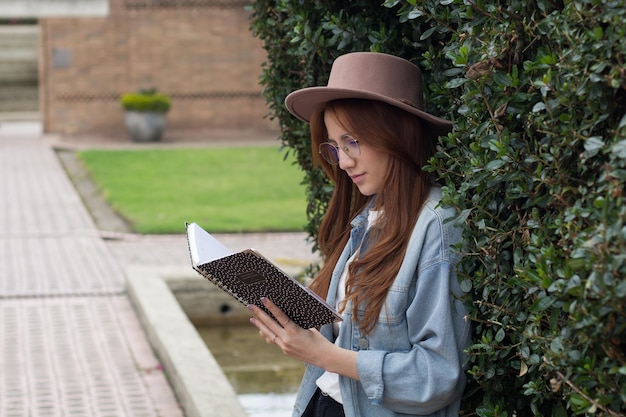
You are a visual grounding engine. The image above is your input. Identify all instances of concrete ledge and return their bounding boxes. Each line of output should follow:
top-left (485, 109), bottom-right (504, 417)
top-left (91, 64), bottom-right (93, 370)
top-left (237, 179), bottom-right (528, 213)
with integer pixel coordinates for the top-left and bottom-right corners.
top-left (0, 0), bottom-right (109, 18)
top-left (125, 266), bottom-right (247, 417)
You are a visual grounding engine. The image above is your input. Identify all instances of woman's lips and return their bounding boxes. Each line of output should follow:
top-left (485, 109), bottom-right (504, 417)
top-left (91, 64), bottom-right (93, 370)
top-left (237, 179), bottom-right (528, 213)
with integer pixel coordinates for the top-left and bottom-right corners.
top-left (350, 173), bottom-right (365, 183)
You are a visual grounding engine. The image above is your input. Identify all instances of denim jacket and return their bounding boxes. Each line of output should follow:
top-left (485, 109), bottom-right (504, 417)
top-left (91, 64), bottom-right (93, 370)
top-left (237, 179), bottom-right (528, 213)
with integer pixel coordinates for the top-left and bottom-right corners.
top-left (292, 187), bottom-right (471, 417)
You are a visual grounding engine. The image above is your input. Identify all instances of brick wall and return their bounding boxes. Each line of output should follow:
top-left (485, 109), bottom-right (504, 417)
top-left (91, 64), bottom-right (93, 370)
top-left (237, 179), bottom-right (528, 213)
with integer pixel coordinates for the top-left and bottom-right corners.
top-left (39, 0), bottom-right (276, 137)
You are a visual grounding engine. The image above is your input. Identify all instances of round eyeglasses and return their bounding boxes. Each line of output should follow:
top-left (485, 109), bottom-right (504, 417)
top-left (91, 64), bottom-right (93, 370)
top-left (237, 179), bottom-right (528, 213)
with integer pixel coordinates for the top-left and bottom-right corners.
top-left (318, 139), bottom-right (361, 165)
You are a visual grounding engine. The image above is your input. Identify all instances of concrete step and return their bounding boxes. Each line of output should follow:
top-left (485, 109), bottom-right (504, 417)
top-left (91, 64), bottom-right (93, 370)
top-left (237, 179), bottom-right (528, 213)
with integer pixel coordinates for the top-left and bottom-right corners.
top-left (0, 49), bottom-right (39, 60)
top-left (0, 111), bottom-right (40, 121)
top-left (0, 25), bottom-right (38, 84)
top-left (0, 24), bottom-right (43, 113)
top-left (0, 83), bottom-right (39, 112)
top-left (0, 24), bottom-right (39, 35)
top-left (0, 61), bottom-right (38, 83)
top-left (0, 25), bottom-right (38, 48)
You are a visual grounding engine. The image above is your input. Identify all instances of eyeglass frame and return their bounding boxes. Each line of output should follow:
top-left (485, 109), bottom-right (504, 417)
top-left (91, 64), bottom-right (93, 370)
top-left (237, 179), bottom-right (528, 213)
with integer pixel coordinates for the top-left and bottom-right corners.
top-left (318, 138), bottom-right (361, 165)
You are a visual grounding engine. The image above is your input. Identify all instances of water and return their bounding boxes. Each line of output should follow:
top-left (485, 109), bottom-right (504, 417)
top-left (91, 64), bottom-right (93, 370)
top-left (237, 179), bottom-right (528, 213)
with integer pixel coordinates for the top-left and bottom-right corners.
top-left (197, 324), bottom-right (304, 416)
top-left (239, 393), bottom-right (298, 417)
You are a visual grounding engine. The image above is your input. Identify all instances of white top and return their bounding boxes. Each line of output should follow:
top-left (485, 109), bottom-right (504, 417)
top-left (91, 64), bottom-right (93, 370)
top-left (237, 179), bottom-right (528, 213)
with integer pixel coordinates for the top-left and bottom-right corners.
top-left (316, 210), bottom-right (381, 404)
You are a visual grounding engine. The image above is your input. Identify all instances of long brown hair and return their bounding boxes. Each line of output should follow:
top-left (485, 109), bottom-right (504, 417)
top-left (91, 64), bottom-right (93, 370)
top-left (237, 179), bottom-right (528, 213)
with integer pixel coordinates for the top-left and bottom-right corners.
top-left (308, 99), bottom-right (436, 334)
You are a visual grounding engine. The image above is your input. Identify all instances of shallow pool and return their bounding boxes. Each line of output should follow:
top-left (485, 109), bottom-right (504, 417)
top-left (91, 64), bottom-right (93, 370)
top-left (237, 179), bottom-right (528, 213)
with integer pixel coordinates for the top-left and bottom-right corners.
top-left (197, 324), bottom-right (304, 416)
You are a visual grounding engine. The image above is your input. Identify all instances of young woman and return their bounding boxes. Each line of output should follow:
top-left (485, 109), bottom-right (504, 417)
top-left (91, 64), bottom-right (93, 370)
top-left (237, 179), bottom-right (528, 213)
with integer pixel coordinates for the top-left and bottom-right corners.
top-left (248, 52), bottom-right (471, 417)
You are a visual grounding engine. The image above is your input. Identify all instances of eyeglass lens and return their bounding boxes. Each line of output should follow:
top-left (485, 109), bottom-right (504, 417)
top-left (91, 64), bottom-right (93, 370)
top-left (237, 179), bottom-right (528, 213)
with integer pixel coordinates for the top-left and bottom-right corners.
top-left (319, 141), bottom-right (360, 165)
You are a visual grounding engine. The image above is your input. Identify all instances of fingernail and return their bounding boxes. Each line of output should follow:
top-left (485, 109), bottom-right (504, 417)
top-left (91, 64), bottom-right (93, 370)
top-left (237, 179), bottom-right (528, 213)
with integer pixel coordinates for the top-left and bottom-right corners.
top-left (249, 318), bottom-right (256, 325)
top-left (261, 297), bottom-right (268, 305)
top-left (246, 304), bottom-right (255, 312)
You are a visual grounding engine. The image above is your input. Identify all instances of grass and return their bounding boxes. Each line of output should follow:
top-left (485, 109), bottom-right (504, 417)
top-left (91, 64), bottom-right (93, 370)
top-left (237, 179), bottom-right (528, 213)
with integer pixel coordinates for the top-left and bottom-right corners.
top-left (77, 147), bottom-right (308, 234)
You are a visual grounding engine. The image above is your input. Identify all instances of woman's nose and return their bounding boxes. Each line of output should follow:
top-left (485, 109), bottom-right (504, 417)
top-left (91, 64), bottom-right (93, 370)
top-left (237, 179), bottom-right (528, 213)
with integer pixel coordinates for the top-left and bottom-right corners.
top-left (338, 150), bottom-right (355, 170)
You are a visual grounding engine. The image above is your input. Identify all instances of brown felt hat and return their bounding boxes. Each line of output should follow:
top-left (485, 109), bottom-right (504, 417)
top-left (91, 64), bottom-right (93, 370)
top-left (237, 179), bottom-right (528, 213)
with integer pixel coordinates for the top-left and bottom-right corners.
top-left (285, 52), bottom-right (453, 137)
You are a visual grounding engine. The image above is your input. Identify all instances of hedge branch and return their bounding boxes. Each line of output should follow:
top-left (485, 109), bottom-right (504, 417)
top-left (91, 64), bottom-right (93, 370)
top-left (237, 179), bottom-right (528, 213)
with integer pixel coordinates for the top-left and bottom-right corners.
top-left (554, 371), bottom-right (626, 417)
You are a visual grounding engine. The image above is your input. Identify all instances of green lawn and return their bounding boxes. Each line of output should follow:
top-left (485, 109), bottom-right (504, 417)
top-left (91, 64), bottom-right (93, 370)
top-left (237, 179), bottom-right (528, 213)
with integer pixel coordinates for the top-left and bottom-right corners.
top-left (77, 147), bottom-right (308, 234)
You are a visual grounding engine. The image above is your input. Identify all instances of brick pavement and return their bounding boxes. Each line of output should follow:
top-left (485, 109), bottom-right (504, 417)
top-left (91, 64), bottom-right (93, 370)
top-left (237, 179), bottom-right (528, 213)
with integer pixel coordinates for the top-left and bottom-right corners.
top-left (0, 121), bottom-right (318, 417)
top-left (0, 122), bottom-right (185, 416)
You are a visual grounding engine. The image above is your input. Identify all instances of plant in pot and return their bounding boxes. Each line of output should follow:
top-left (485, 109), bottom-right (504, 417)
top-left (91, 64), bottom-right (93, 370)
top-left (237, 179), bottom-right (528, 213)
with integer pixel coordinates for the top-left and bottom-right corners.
top-left (121, 88), bottom-right (172, 142)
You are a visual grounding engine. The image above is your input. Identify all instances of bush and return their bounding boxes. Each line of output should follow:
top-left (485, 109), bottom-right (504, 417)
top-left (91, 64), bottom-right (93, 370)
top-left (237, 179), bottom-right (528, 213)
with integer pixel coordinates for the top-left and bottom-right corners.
top-left (120, 88), bottom-right (171, 113)
top-left (250, 0), bottom-right (626, 415)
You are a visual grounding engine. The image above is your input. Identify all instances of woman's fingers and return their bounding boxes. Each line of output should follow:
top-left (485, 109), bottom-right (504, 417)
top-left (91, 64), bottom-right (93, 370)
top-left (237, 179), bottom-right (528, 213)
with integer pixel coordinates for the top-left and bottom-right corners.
top-left (248, 300), bottom-right (332, 366)
top-left (248, 298), bottom-right (292, 345)
top-left (248, 297), bottom-right (292, 329)
top-left (260, 297), bottom-right (292, 327)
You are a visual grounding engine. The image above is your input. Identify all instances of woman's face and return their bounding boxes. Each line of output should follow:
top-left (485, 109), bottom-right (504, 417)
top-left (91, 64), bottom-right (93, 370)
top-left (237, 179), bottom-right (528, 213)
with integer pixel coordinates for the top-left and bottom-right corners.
top-left (324, 110), bottom-right (391, 196)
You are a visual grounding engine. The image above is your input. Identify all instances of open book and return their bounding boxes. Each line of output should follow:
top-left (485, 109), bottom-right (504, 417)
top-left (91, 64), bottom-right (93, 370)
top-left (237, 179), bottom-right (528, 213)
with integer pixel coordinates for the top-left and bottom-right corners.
top-left (185, 222), bottom-right (342, 329)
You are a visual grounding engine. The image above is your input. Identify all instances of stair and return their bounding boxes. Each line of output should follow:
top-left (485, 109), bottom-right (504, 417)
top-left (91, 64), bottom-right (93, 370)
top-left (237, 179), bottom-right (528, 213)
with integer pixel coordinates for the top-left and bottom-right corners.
top-left (0, 24), bottom-right (39, 114)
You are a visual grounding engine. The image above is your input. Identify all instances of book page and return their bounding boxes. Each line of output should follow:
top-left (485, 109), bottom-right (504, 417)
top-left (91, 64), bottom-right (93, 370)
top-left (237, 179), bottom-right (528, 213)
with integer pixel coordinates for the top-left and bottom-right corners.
top-left (187, 222), bottom-right (233, 266)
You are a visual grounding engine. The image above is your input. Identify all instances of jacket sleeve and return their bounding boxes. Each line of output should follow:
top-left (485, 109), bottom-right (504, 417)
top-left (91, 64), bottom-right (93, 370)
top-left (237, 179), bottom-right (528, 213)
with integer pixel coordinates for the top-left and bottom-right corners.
top-left (355, 211), bottom-right (471, 414)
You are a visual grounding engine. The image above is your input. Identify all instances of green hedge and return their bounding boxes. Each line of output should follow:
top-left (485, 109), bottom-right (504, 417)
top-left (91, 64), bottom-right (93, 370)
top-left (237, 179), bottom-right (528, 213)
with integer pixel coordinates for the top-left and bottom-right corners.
top-left (250, 1), bottom-right (626, 416)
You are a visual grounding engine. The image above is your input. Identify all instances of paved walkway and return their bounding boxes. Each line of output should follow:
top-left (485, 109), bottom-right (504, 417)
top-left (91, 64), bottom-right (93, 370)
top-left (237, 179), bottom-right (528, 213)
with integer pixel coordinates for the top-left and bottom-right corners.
top-left (0, 121), bottom-right (318, 416)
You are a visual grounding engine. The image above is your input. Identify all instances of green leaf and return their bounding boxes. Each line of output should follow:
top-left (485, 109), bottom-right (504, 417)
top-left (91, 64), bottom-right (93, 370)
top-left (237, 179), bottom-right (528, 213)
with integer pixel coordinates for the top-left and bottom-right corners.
top-left (485, 159), bottom-right (506, 170)
top-left (532, 102), bottom-right (546, 112)
top-left (493, 71), bottom-right (513, 87)
top-left (584, 136), bottom-right (604, 157)
top-left (420, 26), bottom-right (438, 40)
top-left (530, 295), bottom-right (555, 313)
top-left (407, 8), bottom-right (423, 19)
top-left (612, 139), bottom-right (626, 159)
top-left (495, 328), bottom-right (506, 342)
top-left (460, 279), bottom-right (472, 292)
top-left (446, 78), bottom-right (469, 88)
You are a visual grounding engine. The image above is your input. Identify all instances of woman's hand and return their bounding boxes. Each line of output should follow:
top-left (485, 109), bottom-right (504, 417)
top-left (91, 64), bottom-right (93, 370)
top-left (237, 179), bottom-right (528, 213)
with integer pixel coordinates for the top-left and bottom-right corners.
top-left (247, 297), bottom-right (331, 365)
top-left (247, 297), bottom-right (359, 379)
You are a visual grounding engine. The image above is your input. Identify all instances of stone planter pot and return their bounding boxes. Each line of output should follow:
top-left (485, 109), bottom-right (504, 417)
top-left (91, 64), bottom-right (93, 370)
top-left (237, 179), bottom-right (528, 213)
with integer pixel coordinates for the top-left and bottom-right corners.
top-left (124, 111), bottom-right (167, 142)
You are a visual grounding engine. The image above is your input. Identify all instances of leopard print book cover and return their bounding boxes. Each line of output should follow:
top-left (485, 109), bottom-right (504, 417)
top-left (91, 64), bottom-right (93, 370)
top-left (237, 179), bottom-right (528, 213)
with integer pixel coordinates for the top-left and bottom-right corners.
top-left (196, 250), bottom-right (341, 329)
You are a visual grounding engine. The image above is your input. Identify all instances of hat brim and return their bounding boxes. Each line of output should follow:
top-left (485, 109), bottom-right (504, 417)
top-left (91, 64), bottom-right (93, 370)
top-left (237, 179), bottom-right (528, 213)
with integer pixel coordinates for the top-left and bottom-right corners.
top-left (285, 87), bottom-right (453, 137)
